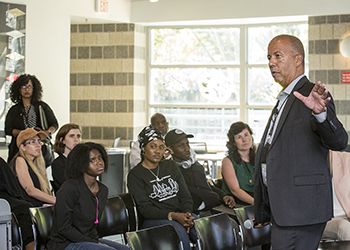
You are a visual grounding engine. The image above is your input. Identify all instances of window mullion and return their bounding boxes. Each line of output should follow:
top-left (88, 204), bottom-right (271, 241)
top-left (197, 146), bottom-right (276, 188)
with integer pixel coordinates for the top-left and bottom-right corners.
top-left (240, 26), bottom-right (247, 122)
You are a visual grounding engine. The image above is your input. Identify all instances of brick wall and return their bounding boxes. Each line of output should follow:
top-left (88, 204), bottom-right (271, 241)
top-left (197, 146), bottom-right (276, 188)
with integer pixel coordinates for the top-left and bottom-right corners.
top-left (309, 14), bottom-right (350, 142)
top-left (70, 23), bottom-right (146, 147)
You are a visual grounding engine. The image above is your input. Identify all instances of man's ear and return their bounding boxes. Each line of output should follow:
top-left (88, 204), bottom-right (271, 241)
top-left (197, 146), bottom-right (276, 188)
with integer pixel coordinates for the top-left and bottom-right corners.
top-left (295, 54), bottom-right (303, 67)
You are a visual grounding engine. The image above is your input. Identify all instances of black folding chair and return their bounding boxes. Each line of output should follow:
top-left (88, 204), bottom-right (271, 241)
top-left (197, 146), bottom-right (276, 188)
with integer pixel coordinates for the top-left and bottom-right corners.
top-left (29, 205), bottom-right (54, 250)
top-left (126, 224), bottom-right (183, 250)
top-left (194, 213), bottom-right (242, 250)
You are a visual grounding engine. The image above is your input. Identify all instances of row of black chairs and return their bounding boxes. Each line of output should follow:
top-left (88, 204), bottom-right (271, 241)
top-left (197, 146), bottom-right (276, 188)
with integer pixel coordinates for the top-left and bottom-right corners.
top-left (28, 194), bottom-right (134, 250)
top-left (7, 193), bottom-right (349, 250)
top-left (27, 192), bottom-right (271, 250)
top-left (125, 204), bottom-right (271, 250)
top-left (126, 212), bottom-right (241, 250)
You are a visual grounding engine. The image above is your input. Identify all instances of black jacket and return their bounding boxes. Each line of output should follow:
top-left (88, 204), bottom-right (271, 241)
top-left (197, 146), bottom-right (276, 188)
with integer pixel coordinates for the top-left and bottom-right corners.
top-left (47, 177), bottom-right (108, 250)
top-left (178, 161), bottom-right (226, 213)
top-left (51, 154), bottom-right (67, 191)
top-left (254, 77), bottom-right (348, 226)
top-left (5, 101), bottom-right (58, 163)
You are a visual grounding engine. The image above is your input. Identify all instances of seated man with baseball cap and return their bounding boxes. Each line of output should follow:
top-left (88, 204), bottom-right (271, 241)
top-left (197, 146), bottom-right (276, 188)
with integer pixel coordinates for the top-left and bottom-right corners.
top-left (165, 129), bottom-right (235, 216)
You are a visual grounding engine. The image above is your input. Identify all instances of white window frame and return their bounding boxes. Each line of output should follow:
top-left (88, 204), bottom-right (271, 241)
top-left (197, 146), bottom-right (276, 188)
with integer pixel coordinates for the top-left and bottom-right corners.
top-left (147, 20), bottom-right (308, 146)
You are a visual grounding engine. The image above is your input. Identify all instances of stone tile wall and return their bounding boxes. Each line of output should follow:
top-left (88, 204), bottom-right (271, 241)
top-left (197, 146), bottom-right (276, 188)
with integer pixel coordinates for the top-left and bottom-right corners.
top-left (309, 14), bottom-right (350, 142)
top-left (70, 17), bottom-right (350, 147)
top-left (70, 23), bottom-right (147, 147)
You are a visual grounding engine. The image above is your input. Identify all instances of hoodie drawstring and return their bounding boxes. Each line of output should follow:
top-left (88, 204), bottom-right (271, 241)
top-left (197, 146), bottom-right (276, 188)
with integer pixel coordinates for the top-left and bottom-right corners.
top-left (94, 197), bottom-right (99, 224)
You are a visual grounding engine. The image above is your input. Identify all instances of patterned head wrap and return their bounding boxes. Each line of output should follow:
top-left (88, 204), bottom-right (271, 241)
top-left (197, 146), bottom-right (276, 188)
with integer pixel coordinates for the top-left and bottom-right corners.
top-left (138, 126), bottom-right (164, 159)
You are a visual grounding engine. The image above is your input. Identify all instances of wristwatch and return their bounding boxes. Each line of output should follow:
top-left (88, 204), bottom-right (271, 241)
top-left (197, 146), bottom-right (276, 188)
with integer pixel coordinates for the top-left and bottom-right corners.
top-left (168, 212), bottom-right (173, 221)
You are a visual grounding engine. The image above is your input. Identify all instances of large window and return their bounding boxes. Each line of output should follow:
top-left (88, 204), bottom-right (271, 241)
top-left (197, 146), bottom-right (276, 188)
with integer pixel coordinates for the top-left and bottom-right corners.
top-left (149, 22), bottom-right (308, 147)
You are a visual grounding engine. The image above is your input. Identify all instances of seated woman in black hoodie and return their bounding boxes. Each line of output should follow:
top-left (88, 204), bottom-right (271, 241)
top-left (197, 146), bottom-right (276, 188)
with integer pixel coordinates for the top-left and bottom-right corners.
top-left (47, 142), bottom-right (129, 250)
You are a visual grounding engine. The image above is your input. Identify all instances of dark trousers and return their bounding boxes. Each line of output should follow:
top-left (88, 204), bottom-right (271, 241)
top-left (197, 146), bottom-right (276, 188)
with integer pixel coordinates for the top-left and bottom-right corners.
top-left (271, 216), bottom-right (326, 250)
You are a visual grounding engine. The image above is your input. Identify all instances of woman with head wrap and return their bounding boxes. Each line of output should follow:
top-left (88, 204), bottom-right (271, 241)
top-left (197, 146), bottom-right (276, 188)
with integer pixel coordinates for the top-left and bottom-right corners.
top-left (127, 126), bottom-right (198, 250)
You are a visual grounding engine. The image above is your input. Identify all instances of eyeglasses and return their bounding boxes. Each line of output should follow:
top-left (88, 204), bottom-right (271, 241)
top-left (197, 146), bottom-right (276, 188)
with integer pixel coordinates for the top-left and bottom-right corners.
top-left (24, 139), bottom-right (43, 146)
top-left (21, 85), bottom-right (34, 90)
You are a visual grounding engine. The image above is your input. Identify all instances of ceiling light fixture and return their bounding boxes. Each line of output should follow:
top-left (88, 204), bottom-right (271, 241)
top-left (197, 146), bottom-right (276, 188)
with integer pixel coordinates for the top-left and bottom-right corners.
top-left (150, 0), bottom-right (159, 2)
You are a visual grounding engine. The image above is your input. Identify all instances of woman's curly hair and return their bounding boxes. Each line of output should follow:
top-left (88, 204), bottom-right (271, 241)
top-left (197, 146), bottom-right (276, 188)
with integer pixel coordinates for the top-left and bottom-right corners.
top-left (66, 142), bottom-right (108, 180)
top-left (10, 74), bottom-right (43, 104)
top-left (226, 121), bottom-right (256, 165)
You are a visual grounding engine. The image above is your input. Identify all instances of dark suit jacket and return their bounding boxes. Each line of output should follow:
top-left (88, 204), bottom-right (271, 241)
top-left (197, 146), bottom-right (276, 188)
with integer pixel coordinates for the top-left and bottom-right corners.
top-left (254, 76), bottom-right (348, 227)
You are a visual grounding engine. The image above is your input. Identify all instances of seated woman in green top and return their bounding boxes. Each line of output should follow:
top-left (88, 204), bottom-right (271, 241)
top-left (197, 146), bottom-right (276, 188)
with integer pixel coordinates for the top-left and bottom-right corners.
top-left (221, 121), bottom-right (256, 206)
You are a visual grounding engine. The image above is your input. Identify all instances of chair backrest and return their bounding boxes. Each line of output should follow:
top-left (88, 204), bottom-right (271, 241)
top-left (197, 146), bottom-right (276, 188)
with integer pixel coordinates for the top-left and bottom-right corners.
top-left (0, 199), bottom-right (12, 250)
top-left (189, 142), bottom-right (208, 154)
top-left (118, 193), bottom-right (139, 231)
top-left (29, 205), bottom-right (54, 250)
top-left (97, 195), bottom-right (129, 239)
top-left (194, 213), bottom-right (240, 250)
top-left (212, 178), bottom-right (223, 189)
top-left (126, 224), bottom-right (183, 250)
top-left (0, 198), bottom-right (10, 213)
top-left (11, 213), bottom-right (23, 248)
top-left (234, 205), bottom-right (271, 248)
top-left (113, 137), bottom-right (121, 148)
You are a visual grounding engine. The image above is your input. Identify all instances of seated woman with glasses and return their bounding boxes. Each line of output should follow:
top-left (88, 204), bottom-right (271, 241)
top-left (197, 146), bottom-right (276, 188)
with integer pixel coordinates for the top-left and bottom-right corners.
top-left (5, 74), bottom-right (58, 164)
top-left (9, 128), bottom-right (56, 207)
top-left (47, 142), bottom-right (129, 250)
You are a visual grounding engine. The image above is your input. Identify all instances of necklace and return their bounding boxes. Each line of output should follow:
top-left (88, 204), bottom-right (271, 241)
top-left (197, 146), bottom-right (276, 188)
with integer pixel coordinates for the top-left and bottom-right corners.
top-left (23, 105), bottom-right (32, 128)
top-left (143, 163), bottom-right (160, 182)
top-left (242, 161), bottom-right (254, 184)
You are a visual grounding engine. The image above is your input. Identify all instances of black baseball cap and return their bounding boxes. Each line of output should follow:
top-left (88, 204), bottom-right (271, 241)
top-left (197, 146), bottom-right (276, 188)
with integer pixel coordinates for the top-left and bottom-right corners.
top-left (165, 129), bottom-right (194, 147)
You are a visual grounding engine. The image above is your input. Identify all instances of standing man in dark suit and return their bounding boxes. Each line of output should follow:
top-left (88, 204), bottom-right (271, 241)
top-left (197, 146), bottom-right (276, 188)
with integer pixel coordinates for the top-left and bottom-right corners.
top-left (254, 34), bottom-right (348, 249)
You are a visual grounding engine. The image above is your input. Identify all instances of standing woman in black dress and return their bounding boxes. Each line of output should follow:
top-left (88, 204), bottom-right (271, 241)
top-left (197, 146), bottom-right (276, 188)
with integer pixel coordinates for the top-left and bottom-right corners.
top-left (5, 74), bottom-right (58, 163)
